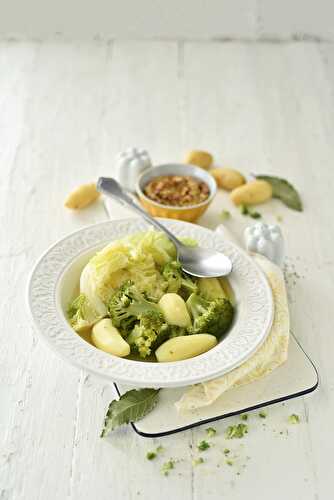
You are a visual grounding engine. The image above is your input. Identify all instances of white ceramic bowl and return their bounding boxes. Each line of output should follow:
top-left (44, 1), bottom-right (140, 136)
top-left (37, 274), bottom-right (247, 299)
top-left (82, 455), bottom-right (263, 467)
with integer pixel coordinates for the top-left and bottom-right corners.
top-left (27, 219), bottom-right (273, 388)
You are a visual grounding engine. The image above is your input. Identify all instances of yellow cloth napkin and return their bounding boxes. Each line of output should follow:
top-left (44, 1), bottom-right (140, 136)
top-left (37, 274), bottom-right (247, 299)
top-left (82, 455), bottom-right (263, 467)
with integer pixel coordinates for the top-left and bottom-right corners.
top-left (175, 253), bottom-right (290, 412)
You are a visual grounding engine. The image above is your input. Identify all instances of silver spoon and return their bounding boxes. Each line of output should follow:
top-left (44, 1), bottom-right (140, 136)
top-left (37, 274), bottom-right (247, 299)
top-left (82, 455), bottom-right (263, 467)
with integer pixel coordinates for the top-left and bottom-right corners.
top-left (97, 177), bottom-right (232, 278)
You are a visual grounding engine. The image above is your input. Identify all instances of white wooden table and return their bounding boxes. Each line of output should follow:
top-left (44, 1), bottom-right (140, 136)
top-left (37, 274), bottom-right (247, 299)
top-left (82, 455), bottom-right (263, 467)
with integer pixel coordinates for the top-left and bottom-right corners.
top-left (1, 39), bottom-right (333, 500)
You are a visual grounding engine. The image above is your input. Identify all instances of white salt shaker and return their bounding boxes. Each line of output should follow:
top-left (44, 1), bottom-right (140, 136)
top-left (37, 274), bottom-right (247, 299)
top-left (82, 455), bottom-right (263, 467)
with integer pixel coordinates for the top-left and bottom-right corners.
top-left (244, 223), bottom-right (284, 268)
top-left (115, 147), bottom-right (152, 192)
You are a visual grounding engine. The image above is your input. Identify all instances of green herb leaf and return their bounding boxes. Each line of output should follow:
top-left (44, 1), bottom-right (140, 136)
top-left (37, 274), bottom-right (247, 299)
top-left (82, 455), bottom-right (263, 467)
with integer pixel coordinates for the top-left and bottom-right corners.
top-left (161, 459), bottom-right (175, 475)
top-left (249, 211), bottom-right (261, 219)
top-left (146, 451), bottom-right (157, 460)
top-left (288, 413), bottom-right (300, 424)
top-left (206, 427), bottom-right (217, 437)
top-left (101, 388), bottom-right (160, 437)
top-left (259, 410), bottom-right (267, 419)
top-left (240, 203), bottom-right (249, 215)
top-left (256, 175), bottom-right (303, 211)
top-left (220, 210), bottom-right (231, 221)
top-left (197, 440), bottom-right (210, 451)
top-left (240, 414), bottom-right (248, 421)
top-left (225, 423), bottom-right (248, 439)
top-left (192, 457), bottom-right (204, 466)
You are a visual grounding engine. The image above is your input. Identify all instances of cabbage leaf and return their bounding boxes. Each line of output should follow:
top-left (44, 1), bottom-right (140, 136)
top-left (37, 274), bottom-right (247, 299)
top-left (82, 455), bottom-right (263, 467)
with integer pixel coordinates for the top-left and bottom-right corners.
top-left (67, 293), bottom-right (102, 332)
top-left (80, 230), bottom-right (177, 309)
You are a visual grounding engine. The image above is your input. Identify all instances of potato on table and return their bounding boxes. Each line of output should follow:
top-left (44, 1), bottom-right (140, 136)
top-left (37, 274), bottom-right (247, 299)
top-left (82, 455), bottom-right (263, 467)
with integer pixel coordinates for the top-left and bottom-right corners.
top-left (65, 183), bottom-right (100, 209)
top-left (230, 180), bottom-right (272, 206)
top-left (211, 167), bottom-right (245, 191)
top-left (185, 150), bottom-right (213, 170)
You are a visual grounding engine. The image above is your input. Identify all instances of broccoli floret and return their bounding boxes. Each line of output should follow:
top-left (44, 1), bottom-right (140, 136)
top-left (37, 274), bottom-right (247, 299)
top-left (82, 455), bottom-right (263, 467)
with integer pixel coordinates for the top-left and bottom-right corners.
top-left (162, 261), bottom-right (197, 298)
top-left (167, 324), bottom-right (189, 338)
top-left (186, 293), bottom-right (234, 339)
top-left (198, 278), bottom-right (227, 300)
top-left (108, 281), bottom-right (160, 334)
top-left (67, 293), bottom-right (101, 333)
top-left (127, 310), bottom-right (168, 358)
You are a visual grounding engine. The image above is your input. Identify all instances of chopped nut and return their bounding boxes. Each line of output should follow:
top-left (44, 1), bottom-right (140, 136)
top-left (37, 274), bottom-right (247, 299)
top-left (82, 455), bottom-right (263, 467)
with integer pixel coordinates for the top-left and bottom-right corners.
top-left (144, 175), bottom-right (210, 207)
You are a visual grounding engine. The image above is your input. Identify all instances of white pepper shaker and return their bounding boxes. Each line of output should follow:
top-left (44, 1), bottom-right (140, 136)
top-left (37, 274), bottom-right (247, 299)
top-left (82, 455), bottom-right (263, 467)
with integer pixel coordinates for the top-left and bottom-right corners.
top-left (115, 147), bottom-right (152, 192)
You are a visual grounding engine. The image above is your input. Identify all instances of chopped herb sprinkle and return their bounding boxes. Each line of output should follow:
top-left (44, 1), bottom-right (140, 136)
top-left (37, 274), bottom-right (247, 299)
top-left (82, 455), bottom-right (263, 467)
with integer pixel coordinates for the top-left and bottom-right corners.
top-left (289, 414), bottom-right (300, 424)
top-left (240, 203), bottom-right (261, 218)
top-left (226, 460), bottom-right (233, 466)
top-left (206, 427), bottom-right (217, 438)
top-left (220, 209), bottom-right (231, 221)
top-left (259, 411), bottom-right (267, 419)
top-left (225, 423), bottom-right (248, 439)
top-left (223, 448), bottom-right (230, 455)
top-left (146, 451), bottom-right (157, 460)
top-left (161, 459), bottom-right (175, 476)
top-left (240, 204), bottom-right (249, 215)
top-left (240, 414), bottom-right (248, 421)
top-left (192, 457), bottom-right (204, 466)
top-left (197, 440), bottom-right (210, 451)
top-left (156, 445), bottom-right (164, 453)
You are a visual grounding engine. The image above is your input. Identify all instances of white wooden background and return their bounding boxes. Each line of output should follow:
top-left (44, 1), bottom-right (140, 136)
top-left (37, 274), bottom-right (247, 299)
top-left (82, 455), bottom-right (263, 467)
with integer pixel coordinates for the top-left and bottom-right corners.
top-left (1, 39), bottom-right (334, 499)
top-left (1, 0), bottom-right (334, 40)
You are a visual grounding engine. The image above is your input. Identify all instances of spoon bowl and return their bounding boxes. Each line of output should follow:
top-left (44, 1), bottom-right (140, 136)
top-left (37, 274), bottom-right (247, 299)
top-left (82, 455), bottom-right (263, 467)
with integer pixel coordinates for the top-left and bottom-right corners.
top-left (97, 177), bottom-right (232, 278)
top-left (177, 244), bottom-right (232, 278)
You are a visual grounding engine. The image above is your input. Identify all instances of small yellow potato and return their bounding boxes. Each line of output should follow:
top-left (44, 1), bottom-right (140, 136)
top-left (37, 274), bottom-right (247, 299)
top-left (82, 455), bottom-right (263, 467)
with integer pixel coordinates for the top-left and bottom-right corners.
top-left (158, 293), bottom-right (191, 327)
top-left (92, 319), bottom-right (130, 357)
top-left (198, 277), bottom-right (227, 300)
top-left (210, 167), bottom-right (245, 191)
top-left (155, 334), bottom-right (217, 362)
top-left (185, 150), bottom-right (213, 170)
top-left (230, 180), bottom-right (272, 206)
top-left (65, 183), bottom-right (100, 209)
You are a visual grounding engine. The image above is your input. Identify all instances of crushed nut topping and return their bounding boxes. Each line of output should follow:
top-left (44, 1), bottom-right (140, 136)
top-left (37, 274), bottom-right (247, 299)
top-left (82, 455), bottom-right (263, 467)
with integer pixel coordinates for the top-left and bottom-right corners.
top-left (144, 175), bottom-right (210, 207)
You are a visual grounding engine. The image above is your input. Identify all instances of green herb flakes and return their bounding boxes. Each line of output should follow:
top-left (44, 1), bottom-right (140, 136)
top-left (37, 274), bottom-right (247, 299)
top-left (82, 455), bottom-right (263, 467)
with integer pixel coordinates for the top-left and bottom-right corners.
top-left (226, 460), bottom-right (233, 466)
top-left (220, 210), bottom-right (231, 221)
top-left (206, 427), bottom-right (217, 438)
top-left (259, 411), bottom-right (267, 419)
top-left (240, 204), bottom-right (249, 215)
top-left (156, 445), bottom-right (164, 453)
top-left (146, 451), bottom-right (157, 460)
top-left (197, 440), bottom-right (210, 451)
top-left (223, 448), bottom-right (230, 455)
top-left (192, 457), bottom-right (204, 466)
top-left (161, 459), bottom-right (175, 476)
top-left (239, 204), bottom-right (261, 219)
top-left (225, 423), bottom-right (248, 439)
top-left (289, 414), bottom-right (300, 424)
top-left (240, 414), bottom-right (248, 421)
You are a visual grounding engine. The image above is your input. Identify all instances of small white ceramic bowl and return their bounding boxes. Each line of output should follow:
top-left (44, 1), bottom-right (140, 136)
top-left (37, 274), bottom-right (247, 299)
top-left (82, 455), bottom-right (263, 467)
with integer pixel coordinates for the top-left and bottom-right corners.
top-left (27, 219), bottom-right (273, 388)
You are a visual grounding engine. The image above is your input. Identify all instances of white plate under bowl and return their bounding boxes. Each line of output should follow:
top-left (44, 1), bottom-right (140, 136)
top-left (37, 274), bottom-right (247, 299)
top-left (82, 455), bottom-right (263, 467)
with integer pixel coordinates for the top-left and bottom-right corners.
top-left (27, 219), bottom-right (274, 388)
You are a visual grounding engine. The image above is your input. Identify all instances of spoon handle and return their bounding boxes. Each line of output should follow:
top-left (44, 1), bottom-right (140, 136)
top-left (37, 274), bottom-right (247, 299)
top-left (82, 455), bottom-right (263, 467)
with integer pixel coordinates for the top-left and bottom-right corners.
top-left (97, 177), bottom-right (183, 249)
